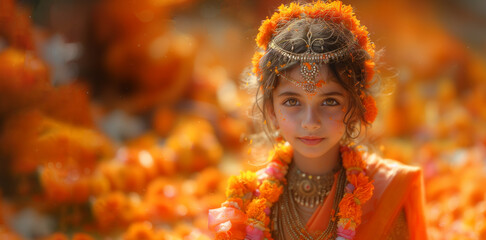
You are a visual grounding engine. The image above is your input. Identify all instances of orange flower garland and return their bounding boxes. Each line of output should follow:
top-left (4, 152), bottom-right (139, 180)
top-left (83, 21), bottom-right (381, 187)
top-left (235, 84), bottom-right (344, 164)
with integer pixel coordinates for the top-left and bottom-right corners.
top-left (252, 0), bottom-right (378, 124)
top-left (337, 146), bottom-right (374, 239)
top-left (208, 142), bottom-right (374, 240)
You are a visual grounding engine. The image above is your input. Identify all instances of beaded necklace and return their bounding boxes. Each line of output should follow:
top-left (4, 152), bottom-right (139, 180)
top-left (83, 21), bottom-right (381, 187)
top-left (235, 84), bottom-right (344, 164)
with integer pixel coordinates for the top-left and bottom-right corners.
top-left (287, 162), bottom-right (341, 208)
top-left (208, 142), bottom-right (375, 240)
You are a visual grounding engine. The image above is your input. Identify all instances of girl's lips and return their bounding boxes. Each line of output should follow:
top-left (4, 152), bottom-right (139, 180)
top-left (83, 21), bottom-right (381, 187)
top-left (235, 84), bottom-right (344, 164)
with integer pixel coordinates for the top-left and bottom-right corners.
top-left (298, 137), bottom-right (324, 145)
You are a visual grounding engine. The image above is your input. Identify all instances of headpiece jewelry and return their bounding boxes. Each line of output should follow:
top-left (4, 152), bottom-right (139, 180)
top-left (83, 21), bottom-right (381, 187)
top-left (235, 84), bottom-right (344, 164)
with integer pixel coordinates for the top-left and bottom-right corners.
top-left (268, 28), bottom-right (355, 93)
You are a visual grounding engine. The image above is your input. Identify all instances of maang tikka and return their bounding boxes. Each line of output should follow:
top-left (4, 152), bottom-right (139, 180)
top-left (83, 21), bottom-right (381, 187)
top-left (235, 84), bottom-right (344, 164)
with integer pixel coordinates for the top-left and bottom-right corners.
top-left (269, 27), bottom-right (352, 94)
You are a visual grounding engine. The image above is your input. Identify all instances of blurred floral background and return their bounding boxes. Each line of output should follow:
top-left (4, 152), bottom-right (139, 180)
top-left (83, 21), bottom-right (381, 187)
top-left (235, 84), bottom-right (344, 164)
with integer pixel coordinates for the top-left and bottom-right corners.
top-left (0, 0), bottom-right (485, 239)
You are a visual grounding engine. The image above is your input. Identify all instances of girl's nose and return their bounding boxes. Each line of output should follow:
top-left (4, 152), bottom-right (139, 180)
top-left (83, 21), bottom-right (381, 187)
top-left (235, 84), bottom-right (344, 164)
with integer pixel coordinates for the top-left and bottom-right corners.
top-left (301, 107), bottom-right (321, 131)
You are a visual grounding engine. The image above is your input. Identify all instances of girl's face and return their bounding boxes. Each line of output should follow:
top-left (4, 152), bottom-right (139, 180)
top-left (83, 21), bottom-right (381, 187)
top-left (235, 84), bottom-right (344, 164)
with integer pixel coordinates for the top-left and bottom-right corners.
top-left (270, 64), bottom-right (349, 160)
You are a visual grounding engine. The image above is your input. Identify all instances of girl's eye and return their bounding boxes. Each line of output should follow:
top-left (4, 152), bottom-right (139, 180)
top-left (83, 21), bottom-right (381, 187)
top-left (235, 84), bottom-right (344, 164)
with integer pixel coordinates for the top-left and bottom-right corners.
top-left (283, 98), bottom-right (300, 106)
top-left (323, 98), bottom-right (339, 106)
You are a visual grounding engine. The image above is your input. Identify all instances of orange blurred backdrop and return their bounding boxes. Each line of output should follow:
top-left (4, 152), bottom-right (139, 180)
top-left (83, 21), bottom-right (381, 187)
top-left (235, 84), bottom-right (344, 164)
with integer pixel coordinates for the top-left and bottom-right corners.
top-left (0, 0), bottom-right (485, 239)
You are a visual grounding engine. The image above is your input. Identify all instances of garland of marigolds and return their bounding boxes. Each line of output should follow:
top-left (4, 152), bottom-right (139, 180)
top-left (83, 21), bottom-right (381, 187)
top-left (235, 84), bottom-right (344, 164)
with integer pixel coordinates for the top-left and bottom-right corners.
top-left (252, 0), bottom-right (378, 124)
top-left (208, 142), bottom-right (374, 240)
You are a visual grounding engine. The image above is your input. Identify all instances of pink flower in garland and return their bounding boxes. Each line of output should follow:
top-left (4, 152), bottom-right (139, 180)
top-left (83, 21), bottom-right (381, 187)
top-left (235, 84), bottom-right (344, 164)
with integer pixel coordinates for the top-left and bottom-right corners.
top-left (246, 225), bottom-right (264, 240)
top-left (337, 225), bottom-right (356, 239)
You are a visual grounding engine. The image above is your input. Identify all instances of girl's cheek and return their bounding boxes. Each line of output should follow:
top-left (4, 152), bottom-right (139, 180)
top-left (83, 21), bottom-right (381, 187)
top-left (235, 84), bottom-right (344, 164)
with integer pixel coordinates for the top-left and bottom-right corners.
top-left (324, 113), bottom-right (346, 129)
top-left (320, 108), bottom-right (344, 122)
top-left (276, 107), bottom-right (296, 122)
top-left (277, 118), bottom-right (296, 141)
top-left (330, 108), bottom-right (346, 120)
top-left (275, 108), bottom-right (283, 121)
top-left (277, 109), bottom-right (296, 126)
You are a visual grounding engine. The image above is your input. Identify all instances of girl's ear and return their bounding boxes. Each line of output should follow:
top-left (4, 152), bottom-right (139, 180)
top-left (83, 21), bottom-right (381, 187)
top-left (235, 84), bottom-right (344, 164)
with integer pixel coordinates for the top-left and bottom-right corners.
top-left (265, 101), bottom-right (279, 129)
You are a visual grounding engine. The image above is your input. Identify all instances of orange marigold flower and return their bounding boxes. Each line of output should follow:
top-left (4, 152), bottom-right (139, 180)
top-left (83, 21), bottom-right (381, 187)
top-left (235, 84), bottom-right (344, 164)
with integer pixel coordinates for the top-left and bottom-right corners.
top-left (341, 148), bottom-right (365, 170)
top-left (364, 60), bottom-right (375, 84)
top-left (352, 27), bottom-right (370, 49)
top-left (363, 95), bottom-right (378, 124)
top-left (281, 2), bottom-right (301, 13)
top-left (348, 173), bottom-right (374, 203)
top-left (226, 171), bottom-right (257, 199)
top-left (259, 180), bottom-right (283, 203)
top-left (246, 198), bottom-right (268, 224)
top-left (252, 51), bottom-right (264, 74)
top-left (256, 19), bottom-right (277, 50)
top-left (256, 2), bottom-right (303, 49)
top-left (337, 194), bottom-right (362, 224)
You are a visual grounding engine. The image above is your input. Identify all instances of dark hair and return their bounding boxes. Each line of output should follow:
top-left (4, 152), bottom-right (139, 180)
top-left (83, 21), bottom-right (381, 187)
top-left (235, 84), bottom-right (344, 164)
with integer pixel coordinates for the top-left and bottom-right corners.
top-left (248, 18), bottom-right (374, 144)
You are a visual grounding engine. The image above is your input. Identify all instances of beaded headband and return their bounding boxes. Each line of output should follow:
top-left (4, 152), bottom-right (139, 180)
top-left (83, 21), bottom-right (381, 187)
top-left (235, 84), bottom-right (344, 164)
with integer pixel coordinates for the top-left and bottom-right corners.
top-left (252, 0), bottom-right (378, 124)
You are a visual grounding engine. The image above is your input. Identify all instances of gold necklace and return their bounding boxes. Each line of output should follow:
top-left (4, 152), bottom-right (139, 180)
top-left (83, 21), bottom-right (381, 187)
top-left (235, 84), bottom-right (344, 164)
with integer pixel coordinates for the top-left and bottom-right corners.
top-left (287, 164), bottom-right (342, 208)
top-left (272, 169), bottom-right (347, 240)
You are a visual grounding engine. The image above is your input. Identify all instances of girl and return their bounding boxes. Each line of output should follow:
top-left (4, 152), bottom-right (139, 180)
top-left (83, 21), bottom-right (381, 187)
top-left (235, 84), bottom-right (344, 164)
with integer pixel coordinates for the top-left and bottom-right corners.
top-left (209, 1), bottom-right (427, 239)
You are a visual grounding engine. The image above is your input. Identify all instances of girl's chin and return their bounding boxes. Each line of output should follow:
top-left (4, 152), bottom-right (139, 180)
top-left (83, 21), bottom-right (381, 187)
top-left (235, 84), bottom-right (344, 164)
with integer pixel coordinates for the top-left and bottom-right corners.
top-left (292, 141), bottom-right (340, 159)
top-left (294, 148), bottom-right (330, 159)
top-left (297, 137), bottom-right (325, 146)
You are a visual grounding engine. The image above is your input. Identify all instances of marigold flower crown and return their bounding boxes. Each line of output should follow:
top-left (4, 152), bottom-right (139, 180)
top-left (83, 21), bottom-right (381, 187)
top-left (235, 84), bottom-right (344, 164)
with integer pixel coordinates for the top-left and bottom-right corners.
top-left (208, 142), bottom-right (375, 240)
top-left (252, 0), bottom-right (378, 124)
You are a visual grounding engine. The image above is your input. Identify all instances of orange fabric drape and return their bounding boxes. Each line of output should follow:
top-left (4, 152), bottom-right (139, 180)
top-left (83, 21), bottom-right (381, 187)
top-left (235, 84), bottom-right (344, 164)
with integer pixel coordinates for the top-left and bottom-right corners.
top-left (305, 155), bottom-right (427, 240)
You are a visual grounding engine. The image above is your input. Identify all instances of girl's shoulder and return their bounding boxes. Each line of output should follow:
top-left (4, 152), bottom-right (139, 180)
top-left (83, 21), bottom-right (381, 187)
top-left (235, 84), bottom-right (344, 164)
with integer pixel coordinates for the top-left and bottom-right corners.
top-left (362, 153), bottom-right (424, 215)
top-left (364, 153), bottom-right (423, 195)
top-left (359, 153), bottom-right (427, 239)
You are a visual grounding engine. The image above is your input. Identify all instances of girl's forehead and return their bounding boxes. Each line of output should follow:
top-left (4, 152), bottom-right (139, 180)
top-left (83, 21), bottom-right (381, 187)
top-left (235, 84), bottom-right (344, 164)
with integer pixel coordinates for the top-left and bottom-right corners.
top-left (275, 64), bottom-right (345, 95)
top-left (287, 64), bottom-right (335, 82)
top-left (275, 78), bottom-right (345, 94)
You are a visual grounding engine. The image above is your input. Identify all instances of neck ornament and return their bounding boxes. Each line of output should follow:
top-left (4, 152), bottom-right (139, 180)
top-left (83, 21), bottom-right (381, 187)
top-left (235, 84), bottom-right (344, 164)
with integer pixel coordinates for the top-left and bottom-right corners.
top-left (287, 164), bottom-right (341, 208)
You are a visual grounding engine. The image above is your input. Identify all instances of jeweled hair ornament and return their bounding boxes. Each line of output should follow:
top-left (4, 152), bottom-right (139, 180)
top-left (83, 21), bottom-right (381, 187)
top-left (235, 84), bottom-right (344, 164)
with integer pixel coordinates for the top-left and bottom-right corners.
top-left (268, 26), bottom-right (355, 94)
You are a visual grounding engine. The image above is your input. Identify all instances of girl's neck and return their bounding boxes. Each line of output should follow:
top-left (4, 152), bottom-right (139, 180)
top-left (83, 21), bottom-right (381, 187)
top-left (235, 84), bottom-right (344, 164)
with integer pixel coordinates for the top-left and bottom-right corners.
top-left (292, 142), bottom-right (341, 175)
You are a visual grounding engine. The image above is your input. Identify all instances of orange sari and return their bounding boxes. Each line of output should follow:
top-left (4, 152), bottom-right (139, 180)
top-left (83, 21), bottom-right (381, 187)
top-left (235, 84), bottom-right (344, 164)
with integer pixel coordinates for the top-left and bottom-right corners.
top-left (306, 154), bottom-right (427, 239)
